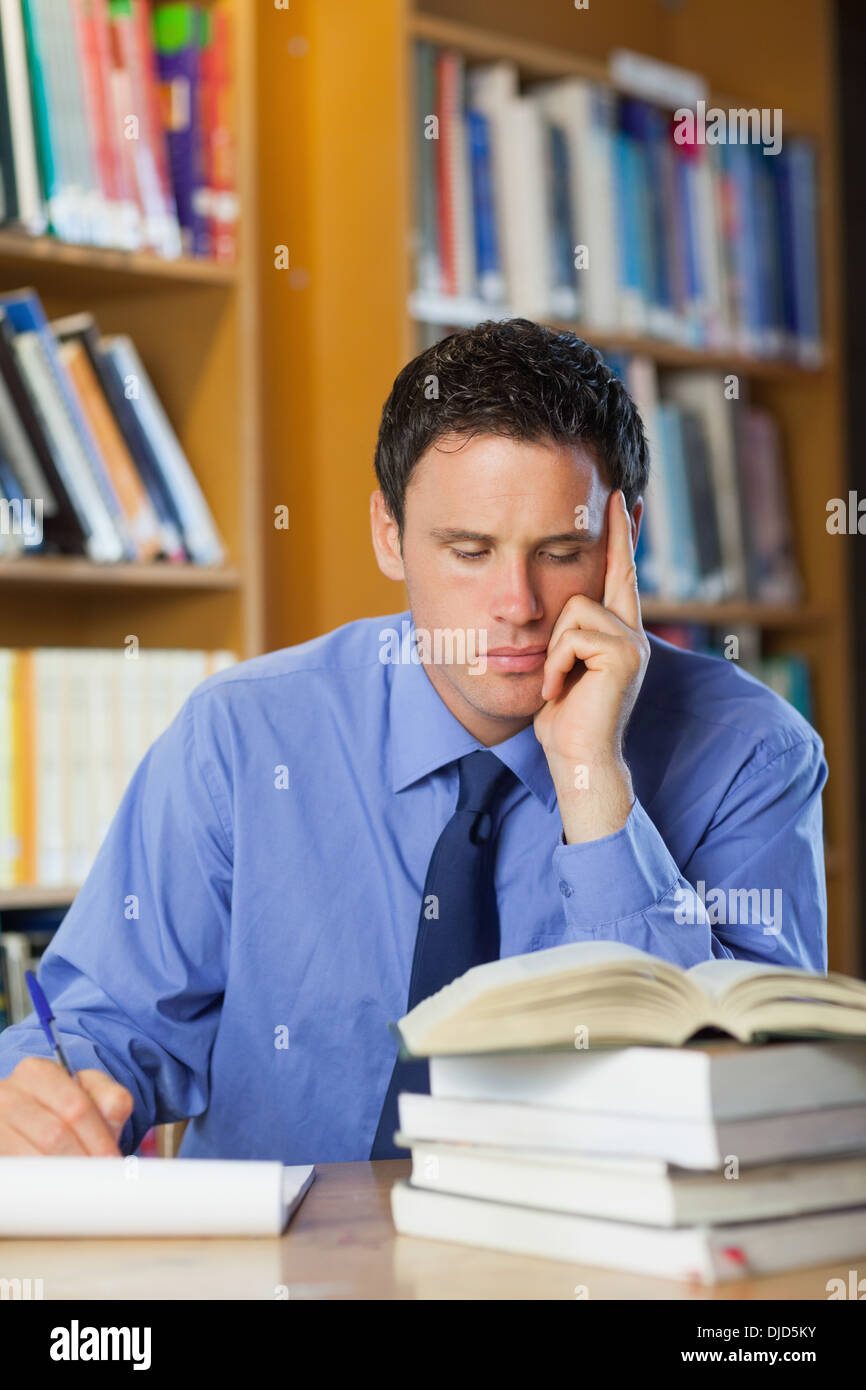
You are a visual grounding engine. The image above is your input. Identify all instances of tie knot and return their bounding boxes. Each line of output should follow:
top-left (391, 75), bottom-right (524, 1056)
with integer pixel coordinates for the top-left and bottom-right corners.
top-left (456, 750), bottom-right (515, 817)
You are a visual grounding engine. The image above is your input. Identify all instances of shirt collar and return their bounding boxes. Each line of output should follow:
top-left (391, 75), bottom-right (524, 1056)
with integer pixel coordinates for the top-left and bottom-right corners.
top-left (387, 613), bottom-right (558, 812)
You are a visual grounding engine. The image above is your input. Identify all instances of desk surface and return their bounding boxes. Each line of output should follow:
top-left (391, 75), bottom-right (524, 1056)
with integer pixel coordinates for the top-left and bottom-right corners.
top-left (3, 1159), bottom-right (864, 1300)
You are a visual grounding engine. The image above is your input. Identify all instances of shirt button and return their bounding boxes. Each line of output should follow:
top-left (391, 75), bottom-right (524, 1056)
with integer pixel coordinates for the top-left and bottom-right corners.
top-left (558, 880), bottom-right (573, 898)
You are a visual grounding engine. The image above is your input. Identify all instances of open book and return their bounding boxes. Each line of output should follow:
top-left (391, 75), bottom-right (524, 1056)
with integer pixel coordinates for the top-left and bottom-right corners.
top-left (393, 941), bottom-right (866, 1056)
top-left (0, 1157), bottom-right (315, 1238)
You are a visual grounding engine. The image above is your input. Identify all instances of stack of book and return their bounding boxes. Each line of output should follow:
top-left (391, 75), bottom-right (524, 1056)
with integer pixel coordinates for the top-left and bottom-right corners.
top-left (0, 286), bottom-right (223, 564)
top-left (0, 0), bottom-right (237, 260)
top-left (390, 942), bottom-right (866, 1284)
top-left (412, 41), bottom-right (821, 364)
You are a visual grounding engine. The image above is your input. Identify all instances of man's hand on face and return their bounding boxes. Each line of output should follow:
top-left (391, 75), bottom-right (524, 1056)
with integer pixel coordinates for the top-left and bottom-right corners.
top-left (533, 489), bottom-right (650, 845)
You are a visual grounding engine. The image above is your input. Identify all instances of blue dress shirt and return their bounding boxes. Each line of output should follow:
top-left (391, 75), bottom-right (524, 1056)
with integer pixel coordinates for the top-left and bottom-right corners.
top-left (0, 611), bottom-right (828, 1161)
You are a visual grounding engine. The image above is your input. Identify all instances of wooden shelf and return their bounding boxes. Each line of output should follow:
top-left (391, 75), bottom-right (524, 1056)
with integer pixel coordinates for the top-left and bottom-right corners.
top-left (409, 294), bottom-right (828, 379)
top-left (0, 885), bottom-right (77, 911)
top-left (410, 12), bottom-right (609, 82)
top-left (640, 599), bottom-right (829, 629)
top-left (0, 232), bottom-right (238, 289)
top-left (0, 558), bottom-right (242, 591)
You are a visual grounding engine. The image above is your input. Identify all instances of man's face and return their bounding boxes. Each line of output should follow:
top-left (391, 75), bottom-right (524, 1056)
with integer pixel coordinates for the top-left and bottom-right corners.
top-left (375, 432), bottom-right (626, 742)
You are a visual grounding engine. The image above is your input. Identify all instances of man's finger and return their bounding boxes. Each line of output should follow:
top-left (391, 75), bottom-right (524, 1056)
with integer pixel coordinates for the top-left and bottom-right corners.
top-left (602, 490), bottom-right (642, 633)
top-left (541, 627), bottom-right (616, 702)
top-left (546, 591), bottom-right (629, 661)
top-left (11, 1058), bottom-right (124, 1156)
top-left (1, 1090), bottom-right (90, 1155)
top-left (78, 1069), bottom-right (135, 1135)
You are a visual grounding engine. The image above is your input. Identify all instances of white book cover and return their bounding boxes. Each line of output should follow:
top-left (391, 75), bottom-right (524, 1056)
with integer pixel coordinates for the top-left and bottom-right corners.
top-left (532, 78), bottom-right (620, 333)
top-left (430, 1040), bottom-right (866, 1123)
top-left (496, 96), bottom-right (552, 320)
top-left (398, 1090), bottom-right (866, 1170)
top-left (399, 1137), bottom-right (866, 1229)
top-left (0, 1158), bottom-right (315, 1238)
top-left (392, 1180), bottom-right (866, 1284)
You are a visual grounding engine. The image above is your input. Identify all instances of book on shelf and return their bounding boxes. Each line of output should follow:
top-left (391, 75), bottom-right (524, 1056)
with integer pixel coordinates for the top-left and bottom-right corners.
top-left (411, 40), bottom-right (822, 364)
top-left (0, 0), bottom-right (238, 261)
top-left (642, 624), bottom-right (813, 724)
top-left (0, 646), bottom-right (235, 890)
top-left (388, 944), bottom-right (866, 1282)
top-left (0, 287), bottom-right (223, 564)
top-left (602, 353), bottom-right (802, 605)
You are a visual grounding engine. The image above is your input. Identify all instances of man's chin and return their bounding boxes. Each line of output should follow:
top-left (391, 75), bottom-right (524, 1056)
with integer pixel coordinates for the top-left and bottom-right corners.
top-left (458, 671), bottom-right (546, 722)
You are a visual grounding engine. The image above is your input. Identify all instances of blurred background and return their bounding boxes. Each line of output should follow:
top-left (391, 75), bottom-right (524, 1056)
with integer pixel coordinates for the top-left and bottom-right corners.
top-left (0, 0), bottom-right (864, 1097)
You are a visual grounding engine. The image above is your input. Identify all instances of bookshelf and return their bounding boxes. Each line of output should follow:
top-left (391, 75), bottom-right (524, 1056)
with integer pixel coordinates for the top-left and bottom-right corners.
top-left (0, 2), bottom-right (263, 653)
top-left (0, 0), bottom-right (264, 909)
top-left (257, 0), bottom-right (859, 973)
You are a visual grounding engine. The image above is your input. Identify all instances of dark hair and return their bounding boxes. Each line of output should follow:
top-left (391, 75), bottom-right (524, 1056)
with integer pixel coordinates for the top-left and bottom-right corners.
top-left (373, 318), bottom-right (650, 536)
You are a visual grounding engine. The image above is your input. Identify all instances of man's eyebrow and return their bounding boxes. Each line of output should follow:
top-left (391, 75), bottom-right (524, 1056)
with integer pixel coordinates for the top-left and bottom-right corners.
top-left (429, 527), bottom-right (598, 545)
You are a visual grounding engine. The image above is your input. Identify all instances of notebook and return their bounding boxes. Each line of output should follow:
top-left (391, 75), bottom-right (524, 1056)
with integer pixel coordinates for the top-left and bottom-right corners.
top-left (0, 1157), bottom-right (315, 1237)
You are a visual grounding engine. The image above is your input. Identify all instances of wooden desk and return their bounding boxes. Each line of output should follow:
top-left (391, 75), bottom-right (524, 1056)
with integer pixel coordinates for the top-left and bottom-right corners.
top-left (2, 1159), bottom-right (864, 1300)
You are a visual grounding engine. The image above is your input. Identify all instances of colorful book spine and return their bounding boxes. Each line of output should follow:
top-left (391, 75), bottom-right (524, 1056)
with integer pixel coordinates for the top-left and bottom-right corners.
top-left (152, 1), bottom-right (209, 257)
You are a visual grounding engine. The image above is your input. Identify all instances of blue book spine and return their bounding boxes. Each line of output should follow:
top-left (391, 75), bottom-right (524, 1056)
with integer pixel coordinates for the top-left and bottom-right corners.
top-left (674, 151), bottom-right (700, 337)
top-left (614, 131), bottom-right (646, 314)
top-left (645, 106), bottom-right (673, 312)
top-left (466, 108), bottom-right (499, 283)
top-left (790, 140), bottom-right (820, 349)
top-left (772, 149), bottom-right (798, 338)
top-left (620, 100), bottom-right (656, 309)
top-left (732, 144), bottom-right (763, 340)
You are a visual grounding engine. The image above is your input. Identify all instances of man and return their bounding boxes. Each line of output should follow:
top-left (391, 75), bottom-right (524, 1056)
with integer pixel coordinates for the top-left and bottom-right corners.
top-left (0, 320), bottom-right (827, 1162)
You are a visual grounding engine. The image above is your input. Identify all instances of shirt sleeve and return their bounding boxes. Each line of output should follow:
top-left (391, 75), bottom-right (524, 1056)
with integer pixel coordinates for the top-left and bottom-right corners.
top-left (0, 693), bottom-right (233, 1154)
top-left (551, 736), bottom-right (828, 972)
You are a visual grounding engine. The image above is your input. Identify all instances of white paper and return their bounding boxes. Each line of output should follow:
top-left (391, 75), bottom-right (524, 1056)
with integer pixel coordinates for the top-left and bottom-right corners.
top-left (0, 1157), bottom-right (315, 1237)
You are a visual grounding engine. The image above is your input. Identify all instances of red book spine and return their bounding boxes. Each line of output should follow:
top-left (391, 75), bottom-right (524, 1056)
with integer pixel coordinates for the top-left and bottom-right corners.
top-left (89, 0), bottom-right (127, 204)
top-left (69, 0), bottom-right (113, 204)
top-left (435, 52), bottom-right (457, 297)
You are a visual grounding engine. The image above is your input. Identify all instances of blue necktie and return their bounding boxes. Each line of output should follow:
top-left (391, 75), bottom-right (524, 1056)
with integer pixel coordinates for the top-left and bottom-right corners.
top-left (370, 750), bottom-right (516, 1159)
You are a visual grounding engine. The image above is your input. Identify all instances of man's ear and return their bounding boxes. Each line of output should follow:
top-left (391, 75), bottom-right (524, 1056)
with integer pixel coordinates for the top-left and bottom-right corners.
top-left (629, 496), bottom-right (644, 556)
top-left (370, 489), bottom-right (405, 582)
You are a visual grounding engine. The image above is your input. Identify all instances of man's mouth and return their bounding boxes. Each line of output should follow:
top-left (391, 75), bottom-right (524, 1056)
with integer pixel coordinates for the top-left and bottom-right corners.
top-left (486, 645), bottom-right (547, 674)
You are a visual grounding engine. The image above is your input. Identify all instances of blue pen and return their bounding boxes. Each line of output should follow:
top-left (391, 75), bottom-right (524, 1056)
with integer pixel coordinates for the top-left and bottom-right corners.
top-left (25, 970), bottom-right (77, 1081)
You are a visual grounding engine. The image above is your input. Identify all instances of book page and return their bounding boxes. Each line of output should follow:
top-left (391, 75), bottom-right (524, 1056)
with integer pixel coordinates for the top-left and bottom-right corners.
top-left (687, 957), bottom-right (817, 1002)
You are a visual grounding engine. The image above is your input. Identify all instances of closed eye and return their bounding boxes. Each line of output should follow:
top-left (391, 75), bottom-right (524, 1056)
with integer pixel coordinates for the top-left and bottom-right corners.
top-left (450, 548), bottom-right (586, 563)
